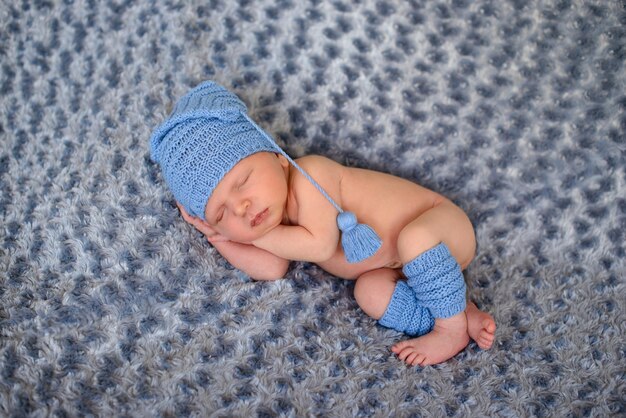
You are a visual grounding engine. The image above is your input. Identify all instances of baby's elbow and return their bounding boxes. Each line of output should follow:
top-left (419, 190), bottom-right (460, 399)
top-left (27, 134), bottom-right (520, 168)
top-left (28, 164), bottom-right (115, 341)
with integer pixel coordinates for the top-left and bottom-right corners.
top-left (250, 259), bottom-right (290, 281)
top-left (310, 243), bottom-right (337, 263)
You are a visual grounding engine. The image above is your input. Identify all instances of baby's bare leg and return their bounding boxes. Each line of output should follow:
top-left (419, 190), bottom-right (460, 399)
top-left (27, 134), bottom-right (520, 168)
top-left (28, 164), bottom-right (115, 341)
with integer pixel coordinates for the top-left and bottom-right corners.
top-left (394, 199), bottom-right (475, 366)
top-left (396, 198), bottom-right (476, 269)
top-left (353, 268), bottom-right (401, 320)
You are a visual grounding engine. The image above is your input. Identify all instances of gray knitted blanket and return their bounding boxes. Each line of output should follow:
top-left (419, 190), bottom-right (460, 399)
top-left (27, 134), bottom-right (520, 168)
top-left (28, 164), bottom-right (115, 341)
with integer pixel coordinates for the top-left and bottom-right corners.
top-left (1, 0), bottom-right (624, 416)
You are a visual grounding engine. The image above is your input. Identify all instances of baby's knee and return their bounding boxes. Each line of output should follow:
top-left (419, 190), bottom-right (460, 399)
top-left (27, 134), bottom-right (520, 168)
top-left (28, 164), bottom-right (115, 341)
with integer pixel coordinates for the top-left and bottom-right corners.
top-left (451, 214), bottom-right (476, 268)
top-left (354, 269), bottom-right (399, 320)
top-left (396, 205), bottom-right (476, 268)
top-left (396, 223), bottom-right (439, 262)
top-left (457, 236), bottom-right (476, 270)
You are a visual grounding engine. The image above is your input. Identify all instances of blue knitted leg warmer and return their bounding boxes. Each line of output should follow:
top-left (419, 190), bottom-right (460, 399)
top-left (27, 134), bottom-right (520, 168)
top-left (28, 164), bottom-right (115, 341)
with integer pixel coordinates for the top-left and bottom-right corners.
top-left (403, 243), bottom-right (466, 318)
top-left (378, 281), bottom-right (435, 336)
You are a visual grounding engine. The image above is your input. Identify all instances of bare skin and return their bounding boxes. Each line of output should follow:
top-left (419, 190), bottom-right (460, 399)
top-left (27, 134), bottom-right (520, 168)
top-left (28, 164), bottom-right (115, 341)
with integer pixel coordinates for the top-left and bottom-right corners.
top-left (179, 152), bottom-right (496, 365)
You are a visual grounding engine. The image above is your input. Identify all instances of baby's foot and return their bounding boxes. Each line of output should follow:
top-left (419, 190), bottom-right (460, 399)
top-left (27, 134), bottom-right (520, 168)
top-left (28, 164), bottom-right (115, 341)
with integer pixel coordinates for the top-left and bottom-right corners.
top-left (466, 301), bottom-right (496, 349)
top-left (391, 312), bottom-right (469, 367)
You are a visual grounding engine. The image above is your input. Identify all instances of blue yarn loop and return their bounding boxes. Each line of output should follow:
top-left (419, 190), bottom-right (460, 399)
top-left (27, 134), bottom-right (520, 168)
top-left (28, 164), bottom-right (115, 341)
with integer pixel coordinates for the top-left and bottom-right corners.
top-left (243, 113), bottom-right (382, 263)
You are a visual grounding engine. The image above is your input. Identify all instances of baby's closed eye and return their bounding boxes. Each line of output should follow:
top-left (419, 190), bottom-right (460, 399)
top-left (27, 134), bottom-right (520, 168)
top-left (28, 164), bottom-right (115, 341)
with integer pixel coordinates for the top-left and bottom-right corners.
top-left (237, 173), bottom-right (251, 190)
top-left (213, 207), bottom-right (225, 224)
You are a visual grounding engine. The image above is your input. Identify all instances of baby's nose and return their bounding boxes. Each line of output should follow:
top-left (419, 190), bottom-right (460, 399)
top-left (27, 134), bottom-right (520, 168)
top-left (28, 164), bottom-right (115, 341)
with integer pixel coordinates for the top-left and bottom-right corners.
top-left (234, 199), bottom-right (251, 217)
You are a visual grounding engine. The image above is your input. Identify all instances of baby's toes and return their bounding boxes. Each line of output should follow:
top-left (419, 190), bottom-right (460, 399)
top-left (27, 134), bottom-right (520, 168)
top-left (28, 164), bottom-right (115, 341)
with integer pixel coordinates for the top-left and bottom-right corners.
top-left (410, 353), bottom-right (427, 367)
top-left (392, 340), bottom-right (411, 355)
top-left (483, 319), bottom-right (496, 334)
top-left (405, 351), bottom-right (420, 365)
top-left (477, 334), bottom-right (494, 349)
top-left (397, 347), bottom-right (416, 362)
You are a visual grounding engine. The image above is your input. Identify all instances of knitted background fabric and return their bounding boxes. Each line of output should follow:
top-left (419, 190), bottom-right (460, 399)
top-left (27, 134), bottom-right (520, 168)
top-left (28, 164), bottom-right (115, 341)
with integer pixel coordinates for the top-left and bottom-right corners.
top-left (1, 0), bottom-right (625, 416)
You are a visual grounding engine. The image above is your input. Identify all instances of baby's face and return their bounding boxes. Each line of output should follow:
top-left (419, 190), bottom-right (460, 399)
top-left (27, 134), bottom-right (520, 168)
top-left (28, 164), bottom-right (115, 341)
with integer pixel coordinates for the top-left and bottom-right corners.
top-left (204, 152), bottom-right (290, 243)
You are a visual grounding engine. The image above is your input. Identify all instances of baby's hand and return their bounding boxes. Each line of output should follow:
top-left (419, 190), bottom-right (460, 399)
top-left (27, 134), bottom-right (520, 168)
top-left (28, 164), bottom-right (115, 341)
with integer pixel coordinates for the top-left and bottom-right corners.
top-left (176, 203), bottom-right (230, 243)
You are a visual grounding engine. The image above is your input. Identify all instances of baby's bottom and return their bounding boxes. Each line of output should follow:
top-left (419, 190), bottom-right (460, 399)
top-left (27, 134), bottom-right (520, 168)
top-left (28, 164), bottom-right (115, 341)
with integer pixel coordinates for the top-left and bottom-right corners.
top-left (354, 199), bottom-right (495, 366)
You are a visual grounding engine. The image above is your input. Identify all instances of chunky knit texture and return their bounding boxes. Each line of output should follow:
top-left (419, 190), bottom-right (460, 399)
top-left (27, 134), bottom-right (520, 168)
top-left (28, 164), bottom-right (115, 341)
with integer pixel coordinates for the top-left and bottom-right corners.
top-left (150, 81), bottom-right (277, 219)
top-left (403, 243), bottom-right (467, 318)
top-left (378, 281), bottom-right (435, 337)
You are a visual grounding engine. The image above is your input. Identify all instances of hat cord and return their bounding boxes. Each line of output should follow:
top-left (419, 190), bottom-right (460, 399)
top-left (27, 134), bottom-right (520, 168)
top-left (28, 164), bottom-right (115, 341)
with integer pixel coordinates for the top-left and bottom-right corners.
top-left (243, 113), bottom-right (382, 263)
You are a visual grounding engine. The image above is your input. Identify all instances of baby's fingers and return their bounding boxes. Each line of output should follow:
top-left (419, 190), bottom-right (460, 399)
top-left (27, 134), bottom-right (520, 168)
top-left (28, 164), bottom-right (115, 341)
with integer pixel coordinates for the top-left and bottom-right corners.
top-left (206, 234), bottom-right (230, 243)
top-left (176, 202), bottom-right (194, 221)
top-left (177, 203), bottom-right (203, 225)
top-left (176, 203), bottom-right (211, 232)
top-left (175, 203), bottom-right (228, 242)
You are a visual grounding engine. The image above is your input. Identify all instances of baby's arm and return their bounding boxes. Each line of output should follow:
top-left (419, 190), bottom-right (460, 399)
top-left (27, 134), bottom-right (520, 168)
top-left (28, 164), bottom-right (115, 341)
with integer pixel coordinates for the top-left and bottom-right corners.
top-left (252, 223), bottom-right (339, 262)
top-left (210, 240), bottom-right (290, 280)
top-left (178, 204), bottom-right (289, 280)
top-left (252, 156), bottom-right (342, 262)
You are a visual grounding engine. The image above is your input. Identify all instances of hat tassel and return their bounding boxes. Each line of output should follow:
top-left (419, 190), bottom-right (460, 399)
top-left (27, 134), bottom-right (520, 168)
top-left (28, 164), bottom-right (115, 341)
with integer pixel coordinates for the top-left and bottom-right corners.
top-left (337, 212), bottom-right (382, 263)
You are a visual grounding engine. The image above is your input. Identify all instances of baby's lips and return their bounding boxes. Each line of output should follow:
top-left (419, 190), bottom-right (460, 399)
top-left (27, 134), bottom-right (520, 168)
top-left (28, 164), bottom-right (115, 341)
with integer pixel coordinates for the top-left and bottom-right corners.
top-left (251, 208), bottom-right (268, 227)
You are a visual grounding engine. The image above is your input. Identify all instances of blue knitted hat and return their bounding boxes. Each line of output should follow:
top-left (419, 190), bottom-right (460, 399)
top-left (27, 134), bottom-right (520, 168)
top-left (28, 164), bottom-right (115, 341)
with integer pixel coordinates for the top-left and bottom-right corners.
top-left (150, 81), bottom-right (276, 219)
top-left (150, 80), bottom-right (382, 263)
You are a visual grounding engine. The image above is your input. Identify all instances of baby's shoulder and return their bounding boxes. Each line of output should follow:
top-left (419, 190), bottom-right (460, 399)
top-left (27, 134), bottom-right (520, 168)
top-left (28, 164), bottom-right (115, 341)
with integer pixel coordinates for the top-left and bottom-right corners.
top-left (294, 155), bottom-right (343, 172)
top-left (289, 155), bottom-right (345, 199)
top-left (292, 155), bottom-right (345, 183)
